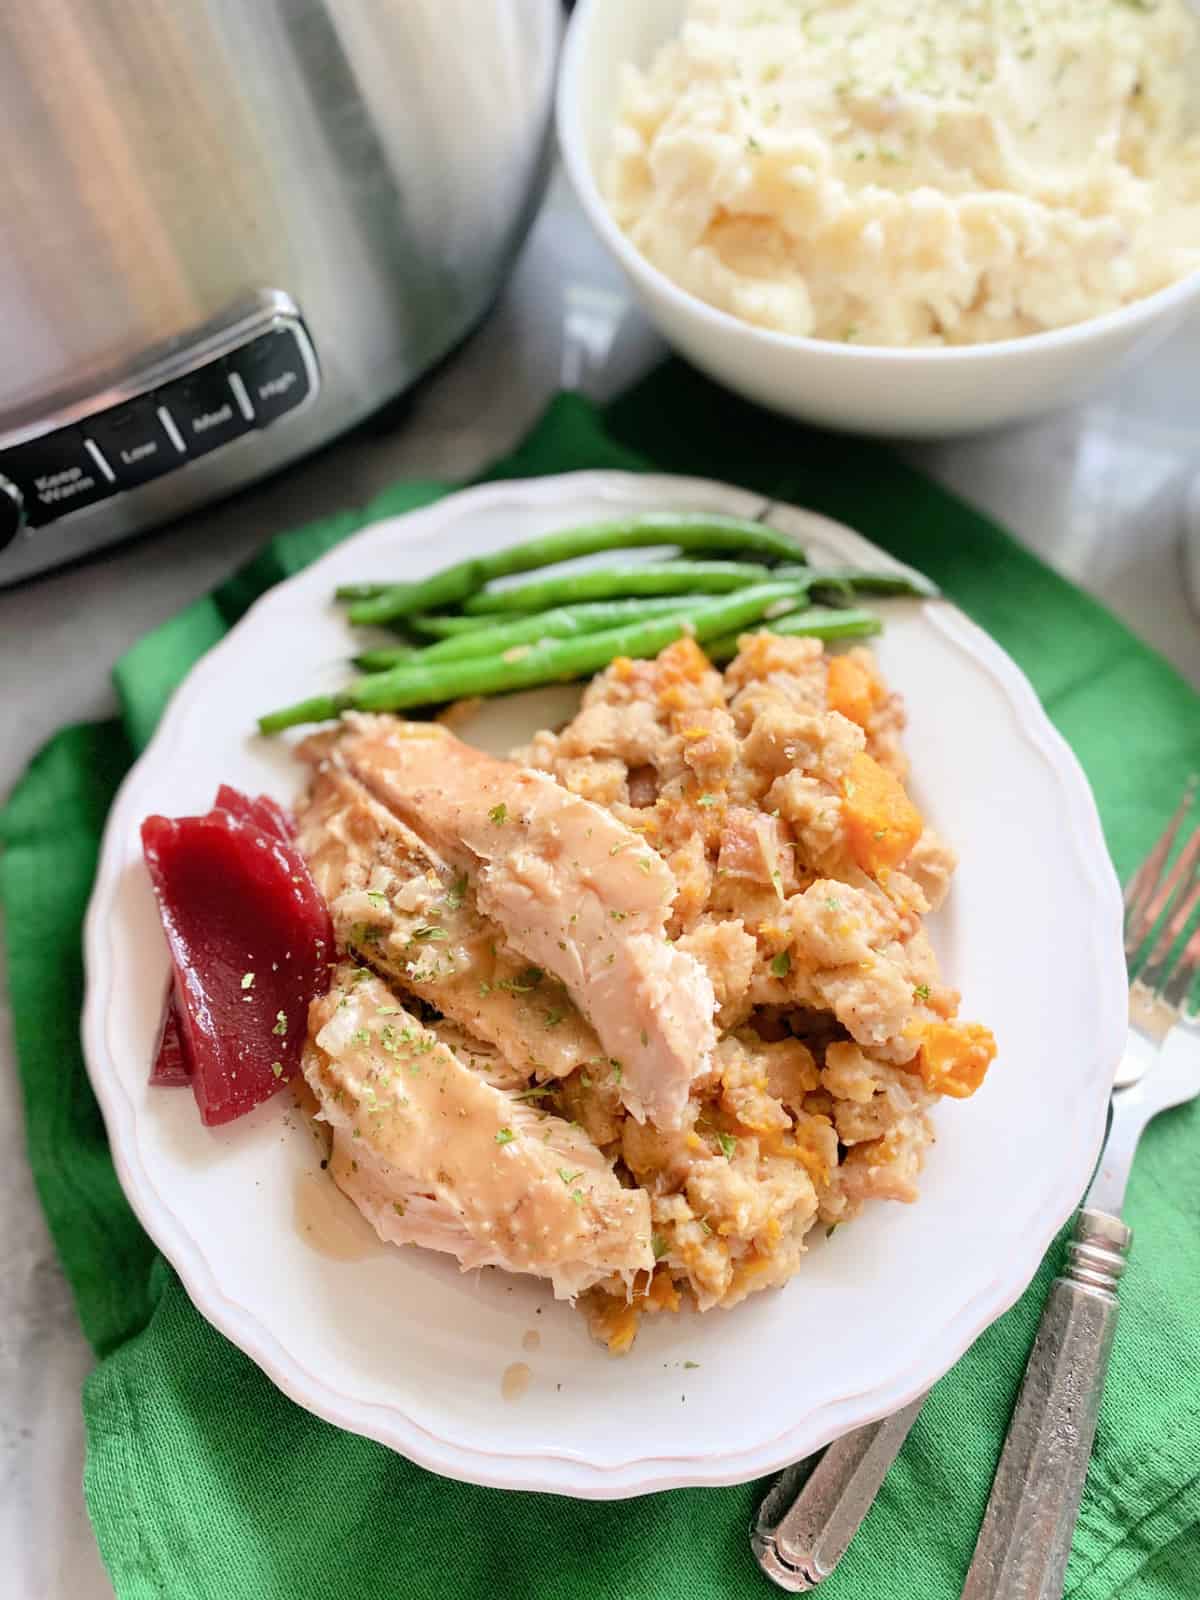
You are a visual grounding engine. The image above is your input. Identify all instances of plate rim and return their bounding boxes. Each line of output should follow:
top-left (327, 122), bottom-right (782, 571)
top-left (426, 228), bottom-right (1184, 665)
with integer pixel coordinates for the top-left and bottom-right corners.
top-left (81, 469), bottom-right (1125, 1497)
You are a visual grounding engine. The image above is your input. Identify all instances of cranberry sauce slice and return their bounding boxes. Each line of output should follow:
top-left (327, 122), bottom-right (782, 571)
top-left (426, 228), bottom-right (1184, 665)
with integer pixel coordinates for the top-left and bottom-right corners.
top-left (149, 991), bottom-right (192, 1086)
top-left (214, 783), bottom-right (296, 842)
top-left (141, 805), bottom-right (333, 1125)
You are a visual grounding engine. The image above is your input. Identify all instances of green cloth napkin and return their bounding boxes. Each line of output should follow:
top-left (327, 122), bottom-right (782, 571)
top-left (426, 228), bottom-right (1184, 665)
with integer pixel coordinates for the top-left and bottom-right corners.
top-left (3, 361), bottom-right (1199, 1600)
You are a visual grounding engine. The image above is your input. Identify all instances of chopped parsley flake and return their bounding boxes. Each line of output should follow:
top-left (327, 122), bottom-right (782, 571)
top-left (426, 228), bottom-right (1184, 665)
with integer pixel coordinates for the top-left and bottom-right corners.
top-left (240, 971), bottom-right (255, 989)
top-left (826, 897), bottom-right (842, 911)
top-left (651, 1233), bottom-right (669, 1260)
top-left (273, 1010), bottom-right (289, 1036)
top-left (683, 1361), bottom-right (700, 1370)
top-left (271, 1061), bottom-right (283, 1079)
top-left (610, 1061), bottom-right (623, 1085)
top-left (609, 840), bottom-right (633, 856)
top-left (637, 858), bottom-right (653, 874)
top-left (495, 1128), bottom-right (515, 1146)
top-left (697, 793), bottom-right (719, 808)
top-left (366, 890), bottom-right (387, 907)
top-left (351, 1028), bottom-right (370, 1046)
top-left (444, 873), bottom-right (469, 909)
top-left (411, 924), bottom-right (447, 942)
top-left (513, 1085), bottom-right (553, 1101)
top-left (497, 966), bottom-right (543, 994)
top-left (543, 1008), bottom-right (564, 1028)
top-left (913, 983), bottom-right (931, 1002)
top-left (557, 1168), bottom-right (584, 1186)
top-left (571, 1190), bottom-right (585, 1206)
top-left (488, 803), bottom-right (508, 825)
top-left (609, 910), bottom-right (627, 921)
top-left (716, 1132), bottom-right (737, 1160)
top-left (771, 951), bottom-right (791, 978)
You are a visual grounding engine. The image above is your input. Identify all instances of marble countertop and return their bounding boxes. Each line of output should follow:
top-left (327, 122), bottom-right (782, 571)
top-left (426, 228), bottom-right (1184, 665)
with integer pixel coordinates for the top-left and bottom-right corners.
top-left (2, 171), bottom-right (1198, 1598)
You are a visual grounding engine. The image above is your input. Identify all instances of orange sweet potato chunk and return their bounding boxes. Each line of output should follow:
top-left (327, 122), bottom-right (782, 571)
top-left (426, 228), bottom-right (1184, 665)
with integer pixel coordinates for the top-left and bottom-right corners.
top-left (827, 654), bottom-right (885, 729)
top-left (910, 1021), bottom-right (997, 1099)
top-left (841, 750), bottom-right (923, 874)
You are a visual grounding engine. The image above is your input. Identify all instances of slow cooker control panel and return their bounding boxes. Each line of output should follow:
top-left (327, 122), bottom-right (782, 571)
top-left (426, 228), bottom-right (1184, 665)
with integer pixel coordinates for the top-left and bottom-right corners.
top-left (0, 303), bottom-right (318, 548)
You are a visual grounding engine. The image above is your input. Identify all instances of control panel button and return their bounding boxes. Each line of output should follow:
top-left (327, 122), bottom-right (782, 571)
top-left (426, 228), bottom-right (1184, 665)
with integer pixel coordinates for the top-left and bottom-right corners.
top-left (85, 398), bottom-right (181, 489)
top-left (0, 474), bottom-right (23, 552)
top-left (226, 326), bottom-right (313, 426)
top-left (0, 428), bottom-right (113, 527)
top-left (155, 366), bottom-right (251, 459)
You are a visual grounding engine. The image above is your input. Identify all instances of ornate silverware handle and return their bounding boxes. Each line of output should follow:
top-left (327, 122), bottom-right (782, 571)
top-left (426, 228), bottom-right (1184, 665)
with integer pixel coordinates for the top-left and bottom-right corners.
top-left (961, 1209), bottom-right (1132, 1600)
top-left (751, 1395), bottom-right (927, 1592)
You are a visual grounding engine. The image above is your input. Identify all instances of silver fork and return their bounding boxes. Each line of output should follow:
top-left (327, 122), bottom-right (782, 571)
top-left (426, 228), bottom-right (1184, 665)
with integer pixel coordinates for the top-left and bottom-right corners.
top-left (961, 786), bottom-right (1200, 1600)
top-left (751, 786), bottom-right (1200, 1595)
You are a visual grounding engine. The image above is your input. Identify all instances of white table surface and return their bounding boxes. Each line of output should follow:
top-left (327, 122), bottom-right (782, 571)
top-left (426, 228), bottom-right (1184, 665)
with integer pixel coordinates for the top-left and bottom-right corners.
top-left (2, 170), bottom-right (1198, 1599)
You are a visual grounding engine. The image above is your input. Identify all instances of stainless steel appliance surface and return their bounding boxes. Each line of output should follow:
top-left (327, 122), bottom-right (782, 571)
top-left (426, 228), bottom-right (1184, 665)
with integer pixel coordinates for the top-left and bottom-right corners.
top-left (0, 0), bottom-right (561, 586)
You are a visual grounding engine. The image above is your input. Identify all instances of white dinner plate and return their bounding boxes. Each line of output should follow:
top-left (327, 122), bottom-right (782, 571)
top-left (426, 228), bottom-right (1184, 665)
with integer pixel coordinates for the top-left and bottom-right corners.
top-left (82, 471), bottom-right (1125, 1498)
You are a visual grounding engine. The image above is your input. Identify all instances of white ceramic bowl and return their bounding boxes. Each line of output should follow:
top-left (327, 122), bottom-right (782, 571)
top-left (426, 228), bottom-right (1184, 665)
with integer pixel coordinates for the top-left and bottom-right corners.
top-left (557, 0), bottom-right (1200, 438)
top-left (82, 471), bottom-right (1125, 1497)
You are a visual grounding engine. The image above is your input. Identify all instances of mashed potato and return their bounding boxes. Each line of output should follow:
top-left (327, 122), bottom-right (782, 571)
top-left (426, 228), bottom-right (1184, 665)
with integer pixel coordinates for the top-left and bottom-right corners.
top-left (606, 0), bottom-right (1200, 346)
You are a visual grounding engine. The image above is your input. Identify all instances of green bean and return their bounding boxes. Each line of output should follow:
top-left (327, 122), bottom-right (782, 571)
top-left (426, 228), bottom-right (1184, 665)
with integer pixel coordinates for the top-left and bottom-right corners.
top-left (344, 513), bottom-right (802, 625)
top-left (705, 607), bottom-right (883, 662)
top-left (334, 582), bottom-right (393, 602)
top-left (804, 567), bottom-right (938, 599)
top-left (356, 598), bottom-right (704, 671)
top-left (353, 644), bottom-right (420, 671)
top-left (462, 561), bottom-right (778, 615)
top-left (260, 582), bottom-right (804, 733)
top-left (407, 613), bottom-right (497, 638)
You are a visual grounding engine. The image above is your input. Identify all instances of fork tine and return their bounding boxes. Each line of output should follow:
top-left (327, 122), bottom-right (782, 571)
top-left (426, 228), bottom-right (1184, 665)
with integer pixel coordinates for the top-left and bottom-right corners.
top-left (1162, 914), bottom-right (1200, 1014)
top-left (1140, 862), bottom-right (1200, 996)
top-left (1139, 825), bottom-right (1200, 972)
top-left (1125, 781), bottom-right (1195, 955)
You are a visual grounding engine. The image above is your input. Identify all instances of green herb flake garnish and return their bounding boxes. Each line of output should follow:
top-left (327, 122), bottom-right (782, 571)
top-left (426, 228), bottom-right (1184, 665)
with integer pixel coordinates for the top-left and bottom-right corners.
top-left (651, 1233), bottom-right (669, 1260)
top-left (271, 1061), bottom-right (283, 1079)
top-left (495, 1128), bottom-right (515, 1146)
top-left (366, 890), bottom-right (387, 907)
top-left (351, 1027), bottom-right (370, 1046)
top-left (717, 1132), bottom-right (737, 1160)
top-left (273, 1010), bottom-right (289, 1036)
top-left (610, 1062), bottom-right (623, 1085)
top-left (913, 983), bottom-right (931, 1002)
top-left (557, 1168), bottom-right (584, 1186)
top-left (497, 966), bottom-right (543, 994)
top-left (697, 793), bottom-right (719, 808)
top-left (488, 802), bottom-right (508, 825)
top-left (683, 1361), bottom-right (700, 1370)
top-left (240, 971), bottom-right (255, 990)
top-left (513, 1085), bottom-right (553, 1101)
top-left (771, 951), bottom-right (791, 978)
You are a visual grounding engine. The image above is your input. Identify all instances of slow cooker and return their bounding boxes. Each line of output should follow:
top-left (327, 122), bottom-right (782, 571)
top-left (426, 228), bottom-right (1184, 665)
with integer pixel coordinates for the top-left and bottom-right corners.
top-left (0, 0), bottom-right (561, 585)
